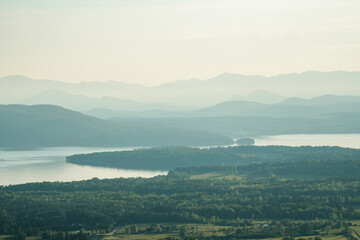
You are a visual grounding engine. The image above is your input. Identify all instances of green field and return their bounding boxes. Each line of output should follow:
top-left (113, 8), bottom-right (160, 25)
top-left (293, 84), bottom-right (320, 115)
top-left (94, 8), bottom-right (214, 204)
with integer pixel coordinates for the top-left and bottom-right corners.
top-left (0, 222), bottom-right (356, 240)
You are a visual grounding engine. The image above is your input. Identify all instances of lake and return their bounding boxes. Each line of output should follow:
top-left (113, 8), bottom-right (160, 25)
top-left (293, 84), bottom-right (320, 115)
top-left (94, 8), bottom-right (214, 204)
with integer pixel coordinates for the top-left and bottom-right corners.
top-left (254, 134), bottom-right (360, 148)
top-left (1, 134), bottom-right (360, 186)
top-left (0, 147), bottom-right (166, 186)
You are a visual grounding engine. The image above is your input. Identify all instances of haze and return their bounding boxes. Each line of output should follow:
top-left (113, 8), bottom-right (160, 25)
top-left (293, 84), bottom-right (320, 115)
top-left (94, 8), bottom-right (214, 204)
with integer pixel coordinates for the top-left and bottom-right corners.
top-left (1, 0), bottom-right (360, 85)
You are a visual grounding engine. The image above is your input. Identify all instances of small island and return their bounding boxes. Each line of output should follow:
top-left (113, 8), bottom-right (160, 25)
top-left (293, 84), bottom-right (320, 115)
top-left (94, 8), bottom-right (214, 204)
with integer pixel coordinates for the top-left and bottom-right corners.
top-left (236, 137), bottom-right (255, 146)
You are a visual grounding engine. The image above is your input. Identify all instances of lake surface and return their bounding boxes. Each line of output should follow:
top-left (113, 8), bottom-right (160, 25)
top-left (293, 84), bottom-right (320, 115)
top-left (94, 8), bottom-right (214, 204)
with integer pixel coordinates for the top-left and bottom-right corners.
top-left (254, 134), bottom-right (360, 148)
top-left (1, 134), bottom-right (360, 186)
top-left (0, 147), bottom-right (166, 186)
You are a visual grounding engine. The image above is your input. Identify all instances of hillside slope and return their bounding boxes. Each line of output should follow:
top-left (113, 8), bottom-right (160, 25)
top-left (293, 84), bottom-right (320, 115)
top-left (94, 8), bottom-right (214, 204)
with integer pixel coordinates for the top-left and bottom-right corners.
top-left (0, 105), bottom-right (233, 148)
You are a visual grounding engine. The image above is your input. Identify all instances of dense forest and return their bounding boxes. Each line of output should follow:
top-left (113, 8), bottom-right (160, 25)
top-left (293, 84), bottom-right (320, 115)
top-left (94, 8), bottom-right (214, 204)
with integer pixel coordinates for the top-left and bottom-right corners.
top-left (0, 150), bottom-right (360, 238)
top-left (3, 146), bottom-right (360, 239)
top-left (2, 159), bottom-right (360, 239)
top-left (67, 145), bottom-right (360, 170)
top-left (171, 159), bottom-right (360, 178)
top-left (2, 1), bottom-right (360, 239)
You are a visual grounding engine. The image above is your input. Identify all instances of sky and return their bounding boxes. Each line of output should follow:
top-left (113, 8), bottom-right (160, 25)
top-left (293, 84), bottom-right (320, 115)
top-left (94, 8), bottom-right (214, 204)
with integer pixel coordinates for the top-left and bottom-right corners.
top-left (1, 0), bottom-right (360, 85)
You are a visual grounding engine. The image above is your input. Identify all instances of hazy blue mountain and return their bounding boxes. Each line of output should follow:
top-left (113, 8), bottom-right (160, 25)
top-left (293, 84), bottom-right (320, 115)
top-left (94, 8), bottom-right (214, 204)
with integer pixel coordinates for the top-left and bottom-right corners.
top-left (203, 95), bottom-right (360, 118)
top-left (253, 104), bottom-right (323, 117)
top-left (185, 99), bottom-right (357, 118)
top-left (279, 97), bottom-right (308, 106)
top-left (280, 95), bottom-right (360, 106)
top-left (147, 71), bottom-right (360, 106)
top-left (0, 104), bottom-right (233, 148)
top-left (0, 75), bottom-right (67, 103)
top-left (85, 108), bottom-right (179, 119)
top-left (85, 101), bottom-right (269, 119)
top-left (277, 95), bottom-right (360, 116)
top-left (188, 101), bottom-right (267, 117)
top-left (1, 71), bottom-right (359, 108)
top-left (21, 89), bottom-right (95, 110)
top-left (0, 75), bottom-right (146, 104)
top-left (227, 90), bottom-right (286, 104)
top-left (21, 89), bottom-right (183, 112)
top-left (245, 90), bottom-right (286, 104)
top-left (1, 103), bottom-right (358, 150)
top-left (111, 114), bottom-right (360, 138)
top-left (86, 94), bottom-right (360, 119)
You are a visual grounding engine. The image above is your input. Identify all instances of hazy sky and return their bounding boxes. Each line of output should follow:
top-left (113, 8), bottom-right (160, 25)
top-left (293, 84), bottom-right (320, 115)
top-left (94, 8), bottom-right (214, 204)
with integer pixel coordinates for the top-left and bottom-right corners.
top-left (1, 0), bottom-right (360, 85)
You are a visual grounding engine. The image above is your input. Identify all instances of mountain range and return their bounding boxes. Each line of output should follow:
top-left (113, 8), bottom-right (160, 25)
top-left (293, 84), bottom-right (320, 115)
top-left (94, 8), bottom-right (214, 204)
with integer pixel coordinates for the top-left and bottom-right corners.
top-left (20, 89), bottom-right (183, 112)
top-left (86, 95), bottom-right (360, 119)
top-left (1, 103), bottom-right (359, 149)
top-left (1, 71), bottom-right (359, 110)
top-left (0, 104), bottom-right (233, 148)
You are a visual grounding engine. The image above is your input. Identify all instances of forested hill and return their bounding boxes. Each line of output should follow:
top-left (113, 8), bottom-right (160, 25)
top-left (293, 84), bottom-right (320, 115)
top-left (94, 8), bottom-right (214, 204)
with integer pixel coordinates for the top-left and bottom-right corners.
top-left (170, 159), bottom-right (360, 179)
top-left (4, 150), bottom-right (360, 238)
top-left (66, 145), bottom-right (360, 171)
top-left (0, 104), bottom-right (233, 148)
top-left (1, 169), bottom-right (360, 239)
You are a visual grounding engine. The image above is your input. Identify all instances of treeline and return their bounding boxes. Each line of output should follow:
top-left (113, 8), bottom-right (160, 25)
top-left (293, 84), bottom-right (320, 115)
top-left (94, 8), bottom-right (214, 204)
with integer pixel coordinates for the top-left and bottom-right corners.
top-left (177, 220), bottom-right (348, 240)
top-left (67, 145), bottom-right (360, 170)
top-left (171, 159), bottom-right (360, 178)
top-left (114, 220), bottom-right (348, 240)
top-left (1, 175), bottom-right (360, 237)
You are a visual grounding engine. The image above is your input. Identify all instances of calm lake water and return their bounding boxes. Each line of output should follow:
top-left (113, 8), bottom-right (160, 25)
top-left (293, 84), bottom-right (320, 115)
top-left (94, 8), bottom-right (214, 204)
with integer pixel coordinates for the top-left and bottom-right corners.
top-left (254, 134), bottom-right (360, 148)
top-left (1, 134), bottom-right (359, 186)
top-left (0, 147), bottom-right (166, 186)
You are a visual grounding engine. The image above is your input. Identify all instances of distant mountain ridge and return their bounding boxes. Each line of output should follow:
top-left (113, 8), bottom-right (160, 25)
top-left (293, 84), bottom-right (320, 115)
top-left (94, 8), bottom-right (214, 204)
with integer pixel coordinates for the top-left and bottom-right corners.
top-left (1, 71), bottom-right (359, 108)
top-left (280, 94), bottom-right (360, 106)
top-left (20, 89), bottom-right (183, 112)
top-left (86, 95), bottom-right (360, 119)
top-left (0, 75), bottom-right (145, 104)
top-left (0, 104), bottom-right (233, 148)
top-left (227, 90), bottom-right (286, 104)
top-left (1, 104), bottom-right (359, 149)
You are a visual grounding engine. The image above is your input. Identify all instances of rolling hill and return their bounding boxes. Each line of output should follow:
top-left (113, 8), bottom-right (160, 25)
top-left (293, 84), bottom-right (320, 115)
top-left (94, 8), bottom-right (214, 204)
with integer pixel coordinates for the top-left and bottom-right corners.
top-left (85, 95), bottom-right (360, 119)
top-left (0, 104), bottom-right (234, 148)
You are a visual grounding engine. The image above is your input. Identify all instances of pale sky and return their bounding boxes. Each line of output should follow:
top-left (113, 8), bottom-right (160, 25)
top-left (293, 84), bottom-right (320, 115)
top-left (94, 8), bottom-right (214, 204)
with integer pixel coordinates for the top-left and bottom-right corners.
top-left (1, 0), bottom-right (360, 85)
